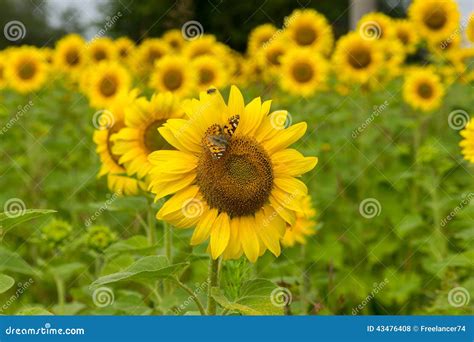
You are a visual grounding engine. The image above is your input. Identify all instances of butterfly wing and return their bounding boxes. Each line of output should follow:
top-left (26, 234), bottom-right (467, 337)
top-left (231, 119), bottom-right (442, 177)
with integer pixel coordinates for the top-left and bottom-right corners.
top-left (223, 115), bottom-right (240, 137)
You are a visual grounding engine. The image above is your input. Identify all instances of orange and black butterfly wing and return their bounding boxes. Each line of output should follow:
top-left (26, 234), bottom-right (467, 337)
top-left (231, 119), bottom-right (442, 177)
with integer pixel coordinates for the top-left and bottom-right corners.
top-left (204, 124), bottom-right (227, 159)
top-left (223, 115), bottom-right (240, 137)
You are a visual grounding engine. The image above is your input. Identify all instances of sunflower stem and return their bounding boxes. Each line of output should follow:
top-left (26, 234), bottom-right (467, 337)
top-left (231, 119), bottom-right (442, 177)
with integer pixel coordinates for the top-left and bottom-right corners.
top-left (163, 221), bottom-right (173, 263)
top-left (146, 206), bottom-right (157, 247)
top-left (207, 257), bottom-right (220, 315)
top-left (173, 278), bottom-right (206, 315)
top-left (53, 275), bottom-right (65, 314)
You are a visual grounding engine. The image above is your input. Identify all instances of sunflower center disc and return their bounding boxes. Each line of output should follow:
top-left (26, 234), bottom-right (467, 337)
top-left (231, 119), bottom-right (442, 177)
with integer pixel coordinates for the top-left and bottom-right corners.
top-left (348, 47), bottom-right (372, 69)
top-left (292, 62), bottom-right (314, 83)
top-left (197, 136), bottom-right (274, 218)
top-left (418, 82), bottom-right (433, 99)
top-left (18, 61), bottom-right (36, 80)
top-left (143, 120), bottom-right (171, 152)
top-left (99, 74), bottom-right (118, 97)
top-left (424, 9), bottom-right (447, 30)
top-left (94, 49), bottom-right (107, 62)
top-left (66, 49), bottom-right (80, 66)
top-left (163, 69), bottom-right (183, 91)
top-left (199, 68), bottom-right (215, 85)
top-left (295, 25), bottom-right (317, 45)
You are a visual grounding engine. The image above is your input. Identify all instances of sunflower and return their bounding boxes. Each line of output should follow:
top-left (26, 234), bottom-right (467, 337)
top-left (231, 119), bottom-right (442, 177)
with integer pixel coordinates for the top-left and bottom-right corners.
top-left (409, 0), bottom-right (460, 43)
top-left (6, 47), bottom-right (48, 93)
top-left (460, 121), bottom-right (474, 163)
top-left (403, 68), bottom-right (444, 112)
top-left (87, 62), bottom-right (131, 109)
top-left (379, 39), bottom-right (406, 80)
top-left (447, 48), bottom-right (474, 83)
top-left (393, 19), bottom-right (420, 54)
top-left (332, 32), bottom-right (384, 85)
top-left (147, 86), bottom-right (318, 262)
top-left (54, 34), bottom-right (86, 74)
top-left (182, 35), bottom-right (227, 60)
top-left (281, 194), bottom-right (316, 247)
top-left (284, 9), bottom-right (334, 56)
top-left (115, 37), bottom-right (135, 65)
top-left (87, 37), bottom-right (117, 64)
top-left (93, 90), bottom-right (142, 196)
top-left (162, 29), bottom-right (186, 51)
top-left (279, 48), bottom-right (329, 97)
top-left (428, 33), bottom-right (461, 56)
top-left (192, 55), bottom-right (229, 91)
top-left (133, 38), bottom-right (170, 75)
top-left (357, 12), bottom-right (395, 41)
top-left (111, 92), bottom-right (182, 180)
top-left (149, 55), bottom-right (196, 97)
top-left (256, 37), bottom-right (289, 80)
top-left (247, 24), bottom-right (277, 56)
top-left (467, 13), bottom-right (474, 43)
top-left (0, 54), bottom-right (7, 89)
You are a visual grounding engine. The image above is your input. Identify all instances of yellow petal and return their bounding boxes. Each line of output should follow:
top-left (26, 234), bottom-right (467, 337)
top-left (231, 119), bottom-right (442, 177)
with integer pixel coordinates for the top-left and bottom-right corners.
top-left (237, 97), bottom-right (263, 136)
top-left (274, 177), bottom-right (308, 198)
top-left (227, 85), bottom-right (244, 116)
top-left (191, 208), bottom-right (218, 245)
top-left (149, 173), bottom-right (196, 199)
top-left (262, 122), bottom-right (307, 154)
top-left (148, 150), bottom-right (198, 173)
top-left (210, 213), bottom-right (231, 259)
top-left (255, 210), bottom-right (281, 257)
top-left (157, 185), bottom-right (199, 217)
top-left (240, 216), bottom-right (260, 262)
top-left (272, 149), bottom-right (318, 176)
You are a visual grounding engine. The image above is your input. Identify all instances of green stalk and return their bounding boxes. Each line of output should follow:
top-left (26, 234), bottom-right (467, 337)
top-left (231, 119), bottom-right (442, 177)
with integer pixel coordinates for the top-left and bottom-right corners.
top-left (147, 207), bottom-right (157, 247)
top-left (206, 257), bottom-right (220, 315)
top-left (163, 221), bottom-right (172, 263)
top-left (300, 243), bottom-right (310, 314)
top-left (173, 278), bottom-right (206, 315)
top-left (54, 275), bottom-right (65, 314)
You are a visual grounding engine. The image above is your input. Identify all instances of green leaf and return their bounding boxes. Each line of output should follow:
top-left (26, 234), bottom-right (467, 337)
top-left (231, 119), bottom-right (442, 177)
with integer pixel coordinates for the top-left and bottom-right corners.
top-left (90, 256), bottom-right (189, 288)
top-left (0, 209), bottom-right (56, 234)
top-left (0, 273), bottom-right (15, 294)
top-left (105, 235), bottom-right (158, 255)
top-left (49, 263), bottom-right (85, 281)
top-left (396, 214), bottom-right (423, 237)
top-left (0, 246), bottom-right (37, 275)
top-left (16, 307), bottom-right (53, 315)
top-left (211, 279), bottom-right (284, 315)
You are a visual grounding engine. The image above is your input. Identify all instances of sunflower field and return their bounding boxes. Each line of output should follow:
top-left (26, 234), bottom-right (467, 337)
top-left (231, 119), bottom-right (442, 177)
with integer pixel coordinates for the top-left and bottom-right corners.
top-left (0, 0), bottom-right (473, 317)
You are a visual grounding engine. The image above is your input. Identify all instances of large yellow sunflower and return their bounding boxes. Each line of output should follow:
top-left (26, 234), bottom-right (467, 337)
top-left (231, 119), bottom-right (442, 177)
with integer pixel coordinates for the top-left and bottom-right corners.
top-left (279, 48), bottom-right (329, 97)
top-left (256, 37), bottom-right (289, 80)
top-left (191, 55), bottom-right (229, 91)
top-left (87, 37), bottom-right (117, 64)
top-left (149, 56), bottom-right (196, 97)
top-left (403, 68), bottom-right (444, 112)
top-left (357, 12), bottom-right (395, 41)
top-left (393, 19), bottom-right (420, 54)
top-left (409, 0), bottom-right (460, 43)
top-left (6, 47), bottom-right (48, 93)
top-left (460, 121), bottom-right (474, 163)
top-left (284, 9), bottom-right (334, 56)
top-left (332, 32), bottom-right (384, 85)
top-left (111, 92), bottom-right (183, 180)
top-left (54, 34), bottom-right (87, 75)
top-left (93, 90), bottom-right (142, 196)
top-left (147, 86), bottom-right (318, 262)
top-left (281, 194), bottom-right (316, 247)
top-left (247, 24), bottom-right (277, 56)
top-left (87, 62), bottom-right (131, 109)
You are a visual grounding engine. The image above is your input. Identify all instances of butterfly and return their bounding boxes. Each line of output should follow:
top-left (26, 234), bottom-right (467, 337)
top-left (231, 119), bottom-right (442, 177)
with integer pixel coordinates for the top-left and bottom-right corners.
top-left (204, 115), bottom-right (240, 159)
